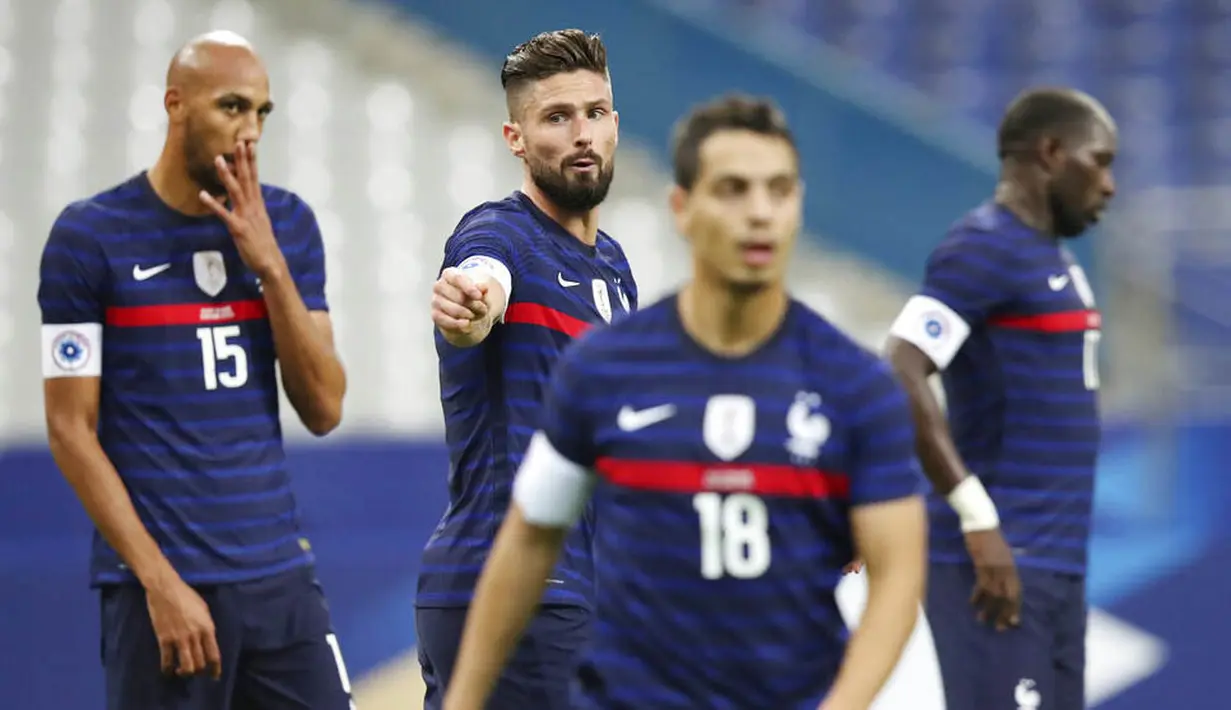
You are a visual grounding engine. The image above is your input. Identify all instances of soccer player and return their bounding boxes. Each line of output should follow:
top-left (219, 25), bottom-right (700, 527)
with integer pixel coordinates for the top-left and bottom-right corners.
top-left (38, 31), bottom-right (354, 709)
top-left (442, 95), bottom-right (927, 710)
top-left (884, 87), bottom-right (1116, 710)
top-left (415, 29), bottom-right (637, 709)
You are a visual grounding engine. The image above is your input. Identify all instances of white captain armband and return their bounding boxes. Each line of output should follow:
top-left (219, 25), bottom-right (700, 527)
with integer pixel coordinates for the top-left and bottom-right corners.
top-left (888, 295), bottom-right (972, 371)
top-left (455, 255), bottom-right (513, 321)
top-left (41, 323), bottom-right (103, 378)
top-left (946, 476), bottom-right (1000, 532)
top-left (512, 432), bottom-right (596, 528)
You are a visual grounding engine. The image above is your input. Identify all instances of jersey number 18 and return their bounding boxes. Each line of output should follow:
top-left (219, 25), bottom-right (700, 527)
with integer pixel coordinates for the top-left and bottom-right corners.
top-left (693, 492), bottom-right (771, 580)
top-left (196, 325), bottom-right (249, 390)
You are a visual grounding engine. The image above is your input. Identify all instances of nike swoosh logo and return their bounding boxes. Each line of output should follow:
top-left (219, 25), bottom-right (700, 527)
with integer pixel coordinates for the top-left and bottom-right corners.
top-left (1048, 275), bottom-right (1070, 291)
top-left (558, 273), bottom-right (580, 287)
top-left (133, 263), bottom-right (172, 281)
top-left (617, 404), bottom-right (677, 432)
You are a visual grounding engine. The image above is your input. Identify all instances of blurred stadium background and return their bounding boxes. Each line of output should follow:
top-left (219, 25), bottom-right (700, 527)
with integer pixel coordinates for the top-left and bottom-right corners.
top-left (2, 0), bottom-right (1230, 706)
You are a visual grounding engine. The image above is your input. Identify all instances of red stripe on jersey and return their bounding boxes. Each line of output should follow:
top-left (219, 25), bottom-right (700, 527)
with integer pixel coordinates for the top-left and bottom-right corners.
top-left (989, 309), bottom-right (1100, 332)
top-left (105, 299), bottom-right (268, 327)
top-left (595, 457), bottom-right (851, 499)
top-left (504, 303), bottom-right (591, 338)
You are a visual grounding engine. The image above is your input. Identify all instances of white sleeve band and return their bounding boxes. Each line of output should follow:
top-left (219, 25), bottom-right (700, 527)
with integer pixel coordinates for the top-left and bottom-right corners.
top-left (888, 295), bottom-right (972, 371)
top-left (41, 323), bottom-right (103, 378)
top-left (456, 255), bottom-right (513, 321)
top-left (946, 476), bottom-right (1000, 532)
top-left (512, 432), bottom-right (596, 528)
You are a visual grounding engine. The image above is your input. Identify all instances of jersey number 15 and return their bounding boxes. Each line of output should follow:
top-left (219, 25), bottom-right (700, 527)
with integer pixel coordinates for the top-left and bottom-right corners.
top-left (196, 325), bottom-right (249, 391)
top-left (693, 492), bottom-right (771, 580)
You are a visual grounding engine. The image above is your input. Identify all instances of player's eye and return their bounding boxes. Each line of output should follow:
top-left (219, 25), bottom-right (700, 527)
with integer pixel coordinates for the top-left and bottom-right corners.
top-left (547, 113), bottom-right (567, 124)
top-left (588, 108), bottom-right (607, 120)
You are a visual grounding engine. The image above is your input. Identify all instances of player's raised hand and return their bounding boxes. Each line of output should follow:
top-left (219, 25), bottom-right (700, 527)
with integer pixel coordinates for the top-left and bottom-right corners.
top-left (199, 140), bottom-right (284, 278)
top-left (432, 267), bottom-right (490, 333)
top-left (965, 529), bottom-right (1021, 631)
top-left (145, 575), bottom-right (223, 679)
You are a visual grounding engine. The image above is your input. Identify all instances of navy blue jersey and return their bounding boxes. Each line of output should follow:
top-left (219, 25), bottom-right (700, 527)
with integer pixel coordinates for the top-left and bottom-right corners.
top-left (889, 202), bottom-right (1102, 574)
top-left (417, 191), bottom-right (637, 609)
top-left (531, 296), bottom-right (924, 709)
top-left (38, 172), bottom-right (327, 586)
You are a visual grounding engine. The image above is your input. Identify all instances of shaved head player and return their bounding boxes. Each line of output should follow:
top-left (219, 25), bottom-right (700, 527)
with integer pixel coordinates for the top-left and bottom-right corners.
top-left (39, 31), bottom-right (354, 709)
top-left (416, 29), bottom-right (637, 710)
top-left (885, 87), bottom-right (1116, 710)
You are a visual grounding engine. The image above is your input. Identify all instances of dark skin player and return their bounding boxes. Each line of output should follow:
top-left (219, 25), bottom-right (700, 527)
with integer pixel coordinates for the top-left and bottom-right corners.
top-left (884, 88), bottom-right (1116, 630)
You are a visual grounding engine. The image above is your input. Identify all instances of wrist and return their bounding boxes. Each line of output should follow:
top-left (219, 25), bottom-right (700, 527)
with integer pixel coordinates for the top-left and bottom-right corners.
top-left (253, 254), bottom-right (290, 283)
top-left (134, 556), bottom-right (180, 594)
top-left (946, 476), bottom-right (1000, 532)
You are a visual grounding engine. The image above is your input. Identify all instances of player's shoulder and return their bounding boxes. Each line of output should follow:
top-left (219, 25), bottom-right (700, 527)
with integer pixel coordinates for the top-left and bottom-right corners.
top-left (451, 191), bottom-right (538, 241)
top-left (258, 183), bottom-right (313, 218)
top-left (787, 299), bottom-right (903, 395)
top-left (789, 300), bottom-right (885, 369)
top-left (50, 174), bottom-right (153, 244)
top-left (595, 228), bottom-right (630, 262)
top-left (929, 201), bottom-right (1029, 265)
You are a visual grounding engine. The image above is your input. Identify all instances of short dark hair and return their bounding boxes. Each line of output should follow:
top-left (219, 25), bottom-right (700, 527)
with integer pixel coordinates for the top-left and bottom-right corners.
top-left (997, 87), bottom-right (1102, 160)
top-left (671, 94), bottom-right (797, 189)
top-left (500, 29), bottom-right (608, 116)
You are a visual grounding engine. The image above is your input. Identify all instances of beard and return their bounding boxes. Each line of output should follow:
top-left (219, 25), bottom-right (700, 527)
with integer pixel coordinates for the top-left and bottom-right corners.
top-left (1047, 186), bottom-right (1090, 239)
top-left (183, 117), bottom-right (228, 196)
top-left (528, 149), bottom-right (615, 213)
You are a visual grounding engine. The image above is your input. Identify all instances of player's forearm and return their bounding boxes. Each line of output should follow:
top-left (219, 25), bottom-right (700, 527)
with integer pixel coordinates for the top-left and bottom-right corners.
top-left (259, 262), bottom-right (346, 435)
top-left (885, 348), bottom-right (967, 494)
top-left (824, 551), bottom-right (924, 709)
top-left (444, 511), bottom-right (564, 710)
top-left (46, 424), bottom-right (179, 591)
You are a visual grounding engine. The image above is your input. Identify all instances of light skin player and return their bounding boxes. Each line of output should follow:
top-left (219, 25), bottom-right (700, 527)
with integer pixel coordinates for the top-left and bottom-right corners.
top-left (442, 100), bottom-right (925, 710)
top-left (43, 31), bottom-right (345, 679)
top-left (429, 50), bottom-right (619, 342)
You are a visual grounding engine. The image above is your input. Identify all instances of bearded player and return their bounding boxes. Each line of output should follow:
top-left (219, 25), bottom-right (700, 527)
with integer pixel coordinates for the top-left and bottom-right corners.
top-left (415, 29), bottom-right (638, 710)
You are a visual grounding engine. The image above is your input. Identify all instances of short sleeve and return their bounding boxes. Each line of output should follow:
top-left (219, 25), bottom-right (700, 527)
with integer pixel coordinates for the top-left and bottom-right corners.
top-left (846, 363), bottom-right (927, 506)
top-left (538, 341), bottom-right (598, 467)
top-left (441, 216), bottom-right (519, 305)
top-left (511, 339), bottom-right (600, 527)
top-left (287, 197), bottom-right (329, 312)
top-left (889, 235), bottom-right (1017, 369)
top-left (919, 236), bottom-right (1016, 326)
top-left (38, 211), bottom-right (107, 378)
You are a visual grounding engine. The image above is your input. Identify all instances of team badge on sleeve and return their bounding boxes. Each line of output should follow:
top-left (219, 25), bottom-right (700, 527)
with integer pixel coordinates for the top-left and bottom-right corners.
top-left (41, 323), bottom-right (103, 378)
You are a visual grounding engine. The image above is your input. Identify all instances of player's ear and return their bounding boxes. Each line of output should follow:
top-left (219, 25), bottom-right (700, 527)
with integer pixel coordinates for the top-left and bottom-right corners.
top-left (164, 87), bottom-right (186, 123)
top-left (503, 121), bottom-right (525, 158)
top-left (1039, 135), bottom-right (1065, 173)
top-left (669, 185), bottom-right (690, 238)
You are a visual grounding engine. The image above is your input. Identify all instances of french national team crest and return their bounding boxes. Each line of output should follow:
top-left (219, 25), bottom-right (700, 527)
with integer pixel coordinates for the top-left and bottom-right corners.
top-left (592, 279), bottom-right (613, 323)
top-left (193, 250), bottom-right (227, 297)
top-left (702, 394), bottom-right (756, 461)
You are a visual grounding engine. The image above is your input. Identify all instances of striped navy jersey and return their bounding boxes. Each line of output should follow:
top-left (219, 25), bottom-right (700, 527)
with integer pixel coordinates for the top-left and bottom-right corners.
top-left (526, 296), bottom-right (924, 709)
top-left (889, 202), bottom-right (1102, 574)
top-left (37, 172), bottom-right (327, 586)
top-left (417, 191), bottom-right (637, 609)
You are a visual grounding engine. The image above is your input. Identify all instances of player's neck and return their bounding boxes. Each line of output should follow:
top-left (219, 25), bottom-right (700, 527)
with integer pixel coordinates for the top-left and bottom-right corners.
top-left (678, 279), bottom-right (789, 358)
top-left (995, 175), bottom-right (1054, 236)
top-left (520, 180), bottom-right (599, 247)
top-left (147, 152), bottom-right (214, 217)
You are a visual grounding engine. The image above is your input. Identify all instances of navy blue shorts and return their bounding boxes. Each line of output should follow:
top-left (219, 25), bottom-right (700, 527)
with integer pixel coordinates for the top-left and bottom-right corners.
top-left (927, 562), bottom-right (1086, 710)
top-left (416, 604), bottom-right (590, 710)
top-left (100, 564), bottom-right (354, 710)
